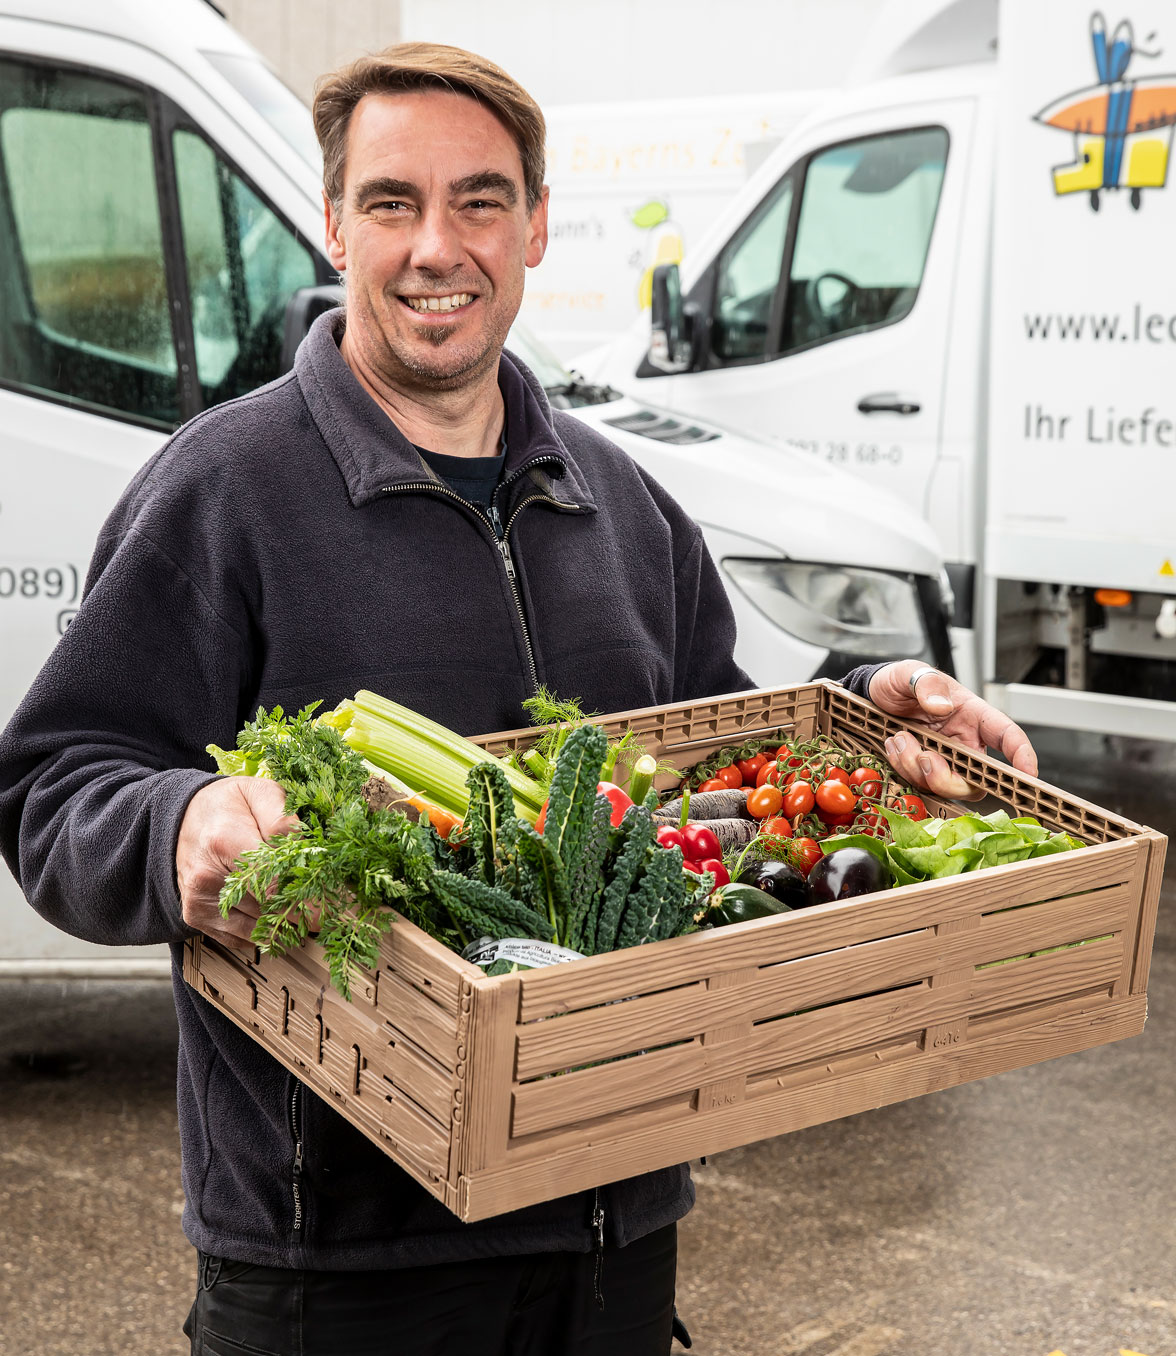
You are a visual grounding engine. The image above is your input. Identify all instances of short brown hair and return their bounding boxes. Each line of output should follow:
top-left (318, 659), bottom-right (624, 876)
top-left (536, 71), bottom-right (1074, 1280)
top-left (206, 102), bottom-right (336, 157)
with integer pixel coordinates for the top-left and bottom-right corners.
top-left (313, 42), bottom-right (546, 213)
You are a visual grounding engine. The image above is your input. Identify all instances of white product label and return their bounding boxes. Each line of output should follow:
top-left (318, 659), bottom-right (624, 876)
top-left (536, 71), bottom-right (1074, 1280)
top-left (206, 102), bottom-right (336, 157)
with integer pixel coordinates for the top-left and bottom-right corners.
top-left (461, 937), bottom-right (585, 972)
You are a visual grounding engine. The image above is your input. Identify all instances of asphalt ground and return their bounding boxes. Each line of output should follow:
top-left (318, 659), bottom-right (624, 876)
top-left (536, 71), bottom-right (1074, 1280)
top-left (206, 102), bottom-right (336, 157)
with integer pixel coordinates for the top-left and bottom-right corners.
top-left (1, 725), bottom-right (1172, 1356)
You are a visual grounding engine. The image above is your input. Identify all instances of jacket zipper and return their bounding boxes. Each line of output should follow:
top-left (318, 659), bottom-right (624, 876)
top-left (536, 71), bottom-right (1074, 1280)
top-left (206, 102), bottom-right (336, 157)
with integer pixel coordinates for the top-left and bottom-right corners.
top-left (380, 474), bottom-right (578, 696)
top-left (290, 1081), bottom-right (304, 1235)
top-left (591, 1187), bottom-right (606, 1310)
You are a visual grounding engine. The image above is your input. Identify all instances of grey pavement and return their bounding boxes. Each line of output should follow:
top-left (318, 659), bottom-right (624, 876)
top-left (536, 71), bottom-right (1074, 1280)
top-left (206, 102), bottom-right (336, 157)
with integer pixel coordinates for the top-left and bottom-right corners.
top-left (1, 724), bottom-right (1173, 1356)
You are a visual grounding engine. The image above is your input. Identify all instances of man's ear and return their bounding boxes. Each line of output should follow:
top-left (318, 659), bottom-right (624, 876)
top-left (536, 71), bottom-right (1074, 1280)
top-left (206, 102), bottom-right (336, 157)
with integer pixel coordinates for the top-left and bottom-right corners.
top-left (324, 191), bottom-right (347, 272)
top-left (524, 185), bottom-right (550, 269)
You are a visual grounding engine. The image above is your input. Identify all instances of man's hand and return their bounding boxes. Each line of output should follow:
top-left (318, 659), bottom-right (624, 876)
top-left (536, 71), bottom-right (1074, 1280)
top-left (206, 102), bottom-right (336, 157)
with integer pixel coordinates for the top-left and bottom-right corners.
top-left (867, 660), bottom-right (1038, 802)
top-left (176, 777), bottom-right (299, 954)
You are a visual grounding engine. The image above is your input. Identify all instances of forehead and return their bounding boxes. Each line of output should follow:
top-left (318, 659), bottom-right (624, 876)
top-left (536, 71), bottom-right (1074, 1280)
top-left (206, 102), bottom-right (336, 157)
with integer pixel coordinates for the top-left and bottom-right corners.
top-left (343, 89), bottom-right (524, 192)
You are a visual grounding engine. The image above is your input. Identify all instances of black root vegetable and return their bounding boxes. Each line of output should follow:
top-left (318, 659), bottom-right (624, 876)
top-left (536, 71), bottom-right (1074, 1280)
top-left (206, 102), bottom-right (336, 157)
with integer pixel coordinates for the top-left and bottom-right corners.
top-left (807, 848), bottom-right (892, 904)
top-left (655, 788), bottom-right (750, 822)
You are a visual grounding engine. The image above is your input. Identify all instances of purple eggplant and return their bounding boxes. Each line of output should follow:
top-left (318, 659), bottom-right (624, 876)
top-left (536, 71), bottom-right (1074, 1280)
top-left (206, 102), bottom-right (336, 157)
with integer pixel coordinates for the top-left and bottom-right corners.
top-left (806, 848), bottom-right (892, 904)
top-left (737, 859), bottom-right (809, 909)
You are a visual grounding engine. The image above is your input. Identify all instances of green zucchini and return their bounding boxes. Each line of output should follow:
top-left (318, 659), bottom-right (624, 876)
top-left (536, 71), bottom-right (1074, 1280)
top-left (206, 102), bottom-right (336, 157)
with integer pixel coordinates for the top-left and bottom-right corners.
top-left (706, 882), bottom-right (793, 927)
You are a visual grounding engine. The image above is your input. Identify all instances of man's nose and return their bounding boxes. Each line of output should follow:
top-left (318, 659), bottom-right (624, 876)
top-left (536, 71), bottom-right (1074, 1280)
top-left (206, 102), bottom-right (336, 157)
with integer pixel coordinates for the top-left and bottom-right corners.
top-left (409, 206), bottom-right (465, 275)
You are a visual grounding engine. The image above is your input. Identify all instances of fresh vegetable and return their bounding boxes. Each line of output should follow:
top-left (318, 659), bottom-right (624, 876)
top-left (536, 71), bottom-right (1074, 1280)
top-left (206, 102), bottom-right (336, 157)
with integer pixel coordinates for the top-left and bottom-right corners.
top-left (807, 847), bottom-right (892, 904)
top-left (848, 767), bottom-right (882, 798)
top-left (681, 822), bottom-right (722, 863)
top-left (212, 701), bottom-right (711, 999)
top-left (735, 754), bottom-right (767, 785)
top-left (746, 784), bottom-right (784, 820)
top-left (655, 825), bottom-right (686, 852)
top-left (889, 793), bottom-right (928, 819)
top-left (759, 815), bottom-right (793, 839)
top-left (656, 787), bottom-right (749, 823)
top-left (815, 780), bottom-right (855, 817)
top-left (715, 765), bottom-right (743, 789)
top-left (324, 690), bottom-right (546, 822)
top-left (699, 858), bottom-right (731, 888)
top-left (782, 781), bottom-right (816, 818)
top-left (791, 837), bottom-right (823, 877)
top-left (596, 781), bottom-right (635, 827)
top-left (820, 808), bottom-right (1084, 889)
top-left (698, 777), bottom-right (729, 793)
top-left (704, 882), bottom-right (792, 926)
top-left (736, 859), bottom-right (808, 909)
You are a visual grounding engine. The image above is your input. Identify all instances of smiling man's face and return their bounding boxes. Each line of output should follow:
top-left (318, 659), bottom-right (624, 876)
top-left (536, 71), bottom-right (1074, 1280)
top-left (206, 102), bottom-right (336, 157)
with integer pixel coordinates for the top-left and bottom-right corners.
top-left (324, 88), bottom-right (548, 393)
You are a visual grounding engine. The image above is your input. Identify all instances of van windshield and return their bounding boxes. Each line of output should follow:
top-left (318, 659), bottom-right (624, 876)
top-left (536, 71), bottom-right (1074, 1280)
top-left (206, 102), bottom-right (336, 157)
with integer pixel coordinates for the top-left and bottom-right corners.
top-left (202, 52), bottom-right (320, 171)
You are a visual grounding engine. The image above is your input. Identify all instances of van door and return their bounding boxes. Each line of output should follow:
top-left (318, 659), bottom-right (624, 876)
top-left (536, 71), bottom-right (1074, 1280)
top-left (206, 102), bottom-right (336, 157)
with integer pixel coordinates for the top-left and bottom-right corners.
top-left (642, 98), bottom-right (975, 563)
top-left (0, 42), bottom-right (328, 966)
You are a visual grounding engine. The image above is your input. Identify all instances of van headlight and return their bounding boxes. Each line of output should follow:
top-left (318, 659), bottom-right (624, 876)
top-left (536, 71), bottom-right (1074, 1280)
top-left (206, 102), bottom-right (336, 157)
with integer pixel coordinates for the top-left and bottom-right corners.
top-left (722, 559), bottom-right (929, 657)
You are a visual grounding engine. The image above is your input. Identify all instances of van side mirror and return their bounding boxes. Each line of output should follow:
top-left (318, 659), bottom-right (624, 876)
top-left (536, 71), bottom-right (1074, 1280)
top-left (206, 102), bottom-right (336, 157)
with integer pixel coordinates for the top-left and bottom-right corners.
top-left (647, 263), bottom-right (693, 373)
top-left (281, 284), bottom-right (345, 370)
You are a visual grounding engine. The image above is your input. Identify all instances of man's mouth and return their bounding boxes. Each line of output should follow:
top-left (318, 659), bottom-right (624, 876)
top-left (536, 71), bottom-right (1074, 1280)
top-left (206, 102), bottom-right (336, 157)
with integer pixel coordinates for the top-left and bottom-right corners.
top-left (400, 292), bottom-right (476, 314)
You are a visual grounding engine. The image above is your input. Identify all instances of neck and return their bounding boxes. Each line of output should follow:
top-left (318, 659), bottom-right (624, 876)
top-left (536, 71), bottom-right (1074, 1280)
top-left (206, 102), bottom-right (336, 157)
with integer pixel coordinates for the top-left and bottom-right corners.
top-left (340, 329), bottom-right (505, 459)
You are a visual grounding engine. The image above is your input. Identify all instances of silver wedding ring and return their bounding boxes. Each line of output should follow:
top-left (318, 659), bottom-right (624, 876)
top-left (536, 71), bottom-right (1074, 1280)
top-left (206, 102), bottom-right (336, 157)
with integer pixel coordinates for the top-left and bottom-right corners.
top-left (908, 666), bottom-right (938, 694)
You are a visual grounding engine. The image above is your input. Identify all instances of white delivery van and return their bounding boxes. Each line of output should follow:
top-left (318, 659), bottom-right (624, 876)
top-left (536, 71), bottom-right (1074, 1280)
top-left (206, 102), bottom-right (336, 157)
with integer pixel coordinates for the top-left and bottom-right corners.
top-left (581, 0), bottom-right (1176, 743)
top-left (524, 91), bottom-right (824, 361)
top-left (0, 0), bottom-right (948, 971)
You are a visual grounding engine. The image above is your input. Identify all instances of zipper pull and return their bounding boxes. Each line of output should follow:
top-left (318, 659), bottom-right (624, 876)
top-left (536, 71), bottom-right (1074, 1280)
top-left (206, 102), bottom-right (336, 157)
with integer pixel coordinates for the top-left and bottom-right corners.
top-left (497, 537), bottom-right (517, 584)
top-left (592, 1188), bottom-right (606, 1310)
top-left (489, 501), bottom-right (505, 539)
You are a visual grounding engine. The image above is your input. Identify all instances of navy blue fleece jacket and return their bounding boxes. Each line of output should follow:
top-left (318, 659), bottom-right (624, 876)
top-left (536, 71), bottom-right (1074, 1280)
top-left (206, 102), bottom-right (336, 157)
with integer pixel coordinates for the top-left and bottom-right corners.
top-left (0, 311), bottom-right (880, 1268)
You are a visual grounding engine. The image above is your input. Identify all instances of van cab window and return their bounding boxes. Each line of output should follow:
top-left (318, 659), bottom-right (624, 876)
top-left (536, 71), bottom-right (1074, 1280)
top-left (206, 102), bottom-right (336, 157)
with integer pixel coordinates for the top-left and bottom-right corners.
top-left (0, 59), bottom-right (180, 426)
top-left (707, 126), bottom-right (948, 366)
top-left (173, 129), bottom-right (317, 406)
top-left (712, 173), bottom-right (794, 361)
top-left (785, 128), bottom-right (948, 350)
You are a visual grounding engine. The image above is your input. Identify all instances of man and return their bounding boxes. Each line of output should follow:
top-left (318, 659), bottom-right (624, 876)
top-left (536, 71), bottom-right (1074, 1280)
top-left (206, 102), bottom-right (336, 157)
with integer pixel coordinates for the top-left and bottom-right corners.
top-left (0, 42), bottom-right (1036, 1356)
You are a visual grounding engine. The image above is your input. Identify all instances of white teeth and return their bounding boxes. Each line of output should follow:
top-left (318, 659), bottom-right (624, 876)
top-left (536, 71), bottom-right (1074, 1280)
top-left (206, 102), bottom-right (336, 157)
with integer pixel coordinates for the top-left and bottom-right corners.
top-left (405, 293), bottom-right (472, 312)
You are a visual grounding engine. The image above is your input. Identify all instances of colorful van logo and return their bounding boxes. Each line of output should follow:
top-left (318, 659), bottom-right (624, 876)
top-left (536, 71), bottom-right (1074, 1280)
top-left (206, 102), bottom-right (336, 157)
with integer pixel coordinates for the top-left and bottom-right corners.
top-left (1035, 12), bottom-right (1176, 210)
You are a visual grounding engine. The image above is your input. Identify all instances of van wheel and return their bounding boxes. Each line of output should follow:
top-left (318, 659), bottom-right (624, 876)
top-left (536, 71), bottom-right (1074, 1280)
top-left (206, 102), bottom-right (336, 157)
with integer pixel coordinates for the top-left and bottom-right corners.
top-left (1130, 187), bottom-right (1142, 210)
top-left (1089, 189), bottom-right (1101, 211)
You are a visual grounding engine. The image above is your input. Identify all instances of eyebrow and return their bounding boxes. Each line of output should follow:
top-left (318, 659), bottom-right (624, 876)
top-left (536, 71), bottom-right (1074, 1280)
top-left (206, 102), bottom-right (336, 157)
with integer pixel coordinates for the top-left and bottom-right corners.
top-left (353, 171), bottom-right (519, 209)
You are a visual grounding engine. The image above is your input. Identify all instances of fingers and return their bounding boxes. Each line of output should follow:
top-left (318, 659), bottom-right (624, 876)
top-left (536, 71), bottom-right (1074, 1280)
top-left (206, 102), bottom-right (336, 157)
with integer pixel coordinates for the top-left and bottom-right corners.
top-left (974, 706), bottom-right (1039, 779)
top-left (910, 669), bottom-right (955, 719)
top-left (884, 732), bottom-right (980, 801)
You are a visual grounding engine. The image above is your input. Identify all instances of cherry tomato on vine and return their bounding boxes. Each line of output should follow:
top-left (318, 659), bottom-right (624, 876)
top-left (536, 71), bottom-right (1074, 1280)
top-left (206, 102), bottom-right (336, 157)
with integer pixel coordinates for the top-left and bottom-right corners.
top-left (849, 767), bottom-right (882, 798)
top-left (782, 781), bottom-right (815, 818)
top-left (820, 811), bottom-right (856, 828)
top-left (890, 793), bottom-right (928, 819)
top-left (792, 837), bottom-right (823, 877)
top-left (736, 754), bottom-right (767, 785)
top-left (822, 766), bottom-right (851, 785)
top-left (759, 816), bottom-right (793, 839)
top-left (747, 784), bottom-right (785, 820)
top-left (715, 765), bottom-right (743, 789)
top-left (815, 780), bottom-right (856, 817)
top-left (758, 746), bottom-right (780, 761)
top-left (755, 761), bottom-right (786, 788)
top-left (697, 778), bottom-right (728, 793)
top-left (854, 809), bottom-right (885, 833)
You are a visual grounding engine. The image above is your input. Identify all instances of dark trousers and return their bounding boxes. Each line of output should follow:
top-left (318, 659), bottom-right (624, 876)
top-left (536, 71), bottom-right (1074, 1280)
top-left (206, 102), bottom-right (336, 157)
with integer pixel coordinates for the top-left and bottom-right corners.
top-left (184, 1223), bottom-right (687, 1355)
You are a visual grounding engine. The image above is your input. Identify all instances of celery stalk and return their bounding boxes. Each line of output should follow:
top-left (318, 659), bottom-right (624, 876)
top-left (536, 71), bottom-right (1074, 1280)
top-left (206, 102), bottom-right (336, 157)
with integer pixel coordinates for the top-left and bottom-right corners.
top-left (331, 693), bottom-right (544, 823)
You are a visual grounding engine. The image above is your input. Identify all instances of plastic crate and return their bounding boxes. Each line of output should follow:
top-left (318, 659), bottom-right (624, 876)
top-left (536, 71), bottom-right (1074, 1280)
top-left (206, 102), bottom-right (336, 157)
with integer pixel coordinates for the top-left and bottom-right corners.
top-left (184, 681), bottom-right (1164, 1221)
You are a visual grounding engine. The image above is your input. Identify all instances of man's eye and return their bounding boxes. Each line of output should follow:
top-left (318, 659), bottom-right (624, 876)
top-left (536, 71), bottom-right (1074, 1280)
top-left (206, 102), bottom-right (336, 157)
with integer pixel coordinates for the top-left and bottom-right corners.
top-left (464, 200), bottom-right (500, 211)
top-left (371, 200), bottom-right (409, 214)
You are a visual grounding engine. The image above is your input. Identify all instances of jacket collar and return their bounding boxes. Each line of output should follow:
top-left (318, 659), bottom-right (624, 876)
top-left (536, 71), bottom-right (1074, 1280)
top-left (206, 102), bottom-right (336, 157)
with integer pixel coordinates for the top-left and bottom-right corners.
top-left (294, 309), bottom-right (596, 513)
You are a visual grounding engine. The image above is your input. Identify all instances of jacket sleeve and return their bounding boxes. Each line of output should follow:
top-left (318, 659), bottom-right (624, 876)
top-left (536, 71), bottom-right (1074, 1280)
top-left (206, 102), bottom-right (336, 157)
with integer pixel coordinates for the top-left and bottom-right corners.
top-left (838, 663), bottom-right (888, 700)
top-left (0, 524), bottom-right (248, 947)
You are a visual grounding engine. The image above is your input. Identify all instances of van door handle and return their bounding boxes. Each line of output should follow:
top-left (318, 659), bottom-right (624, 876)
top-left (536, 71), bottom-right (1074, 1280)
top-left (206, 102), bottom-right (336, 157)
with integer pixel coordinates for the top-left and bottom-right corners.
top-left (857, 393), bottom-right (921, 415)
